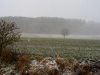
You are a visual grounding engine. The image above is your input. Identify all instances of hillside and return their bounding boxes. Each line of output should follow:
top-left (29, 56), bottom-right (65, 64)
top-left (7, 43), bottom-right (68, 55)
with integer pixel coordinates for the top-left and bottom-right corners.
top-left (0, 17), bottom-right (100, 35)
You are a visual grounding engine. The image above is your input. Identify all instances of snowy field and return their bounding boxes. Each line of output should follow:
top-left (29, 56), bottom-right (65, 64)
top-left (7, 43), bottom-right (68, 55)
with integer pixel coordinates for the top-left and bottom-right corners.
top-left (21, 33), bottom-right (100, 40)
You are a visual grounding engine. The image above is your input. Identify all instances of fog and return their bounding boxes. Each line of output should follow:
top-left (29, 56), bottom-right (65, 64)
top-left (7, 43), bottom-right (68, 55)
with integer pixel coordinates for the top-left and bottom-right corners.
top-left (0, 0), bottom-right (100, 22)
top-left (0, 0), bottom-right (100, 39)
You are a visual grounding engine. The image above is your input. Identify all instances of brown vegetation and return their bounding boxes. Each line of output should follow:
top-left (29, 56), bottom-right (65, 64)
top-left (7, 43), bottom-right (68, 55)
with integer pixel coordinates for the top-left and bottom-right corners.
top-left (1, 48), bottom-right (17, 63)
top-left (0, 54), bottom-right (100, 75)
top-left (19, 57), bottom-right (100, 75)
top-left (15, 55), bottom-right (31, 74)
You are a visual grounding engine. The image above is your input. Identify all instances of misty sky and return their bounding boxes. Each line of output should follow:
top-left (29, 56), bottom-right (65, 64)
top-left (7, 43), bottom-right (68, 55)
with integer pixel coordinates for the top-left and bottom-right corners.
top-left (0, 0), bottom-right (100, 22)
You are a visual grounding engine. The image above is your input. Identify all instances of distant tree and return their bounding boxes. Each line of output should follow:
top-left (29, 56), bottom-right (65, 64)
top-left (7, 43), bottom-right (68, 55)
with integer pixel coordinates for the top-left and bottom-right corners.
top-left (61, 28), bottom-right (69, 39)
top-left (0, 20), bottom-right (20, 56)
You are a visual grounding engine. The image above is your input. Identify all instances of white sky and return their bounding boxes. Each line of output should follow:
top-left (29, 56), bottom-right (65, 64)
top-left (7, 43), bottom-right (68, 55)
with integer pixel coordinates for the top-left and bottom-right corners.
top-left (0, 0), bottom-right (100, 22)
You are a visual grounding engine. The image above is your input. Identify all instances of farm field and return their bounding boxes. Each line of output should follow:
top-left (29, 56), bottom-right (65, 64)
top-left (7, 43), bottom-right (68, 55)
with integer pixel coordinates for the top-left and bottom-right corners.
top-left (14, 38), bottom-right (100, 60)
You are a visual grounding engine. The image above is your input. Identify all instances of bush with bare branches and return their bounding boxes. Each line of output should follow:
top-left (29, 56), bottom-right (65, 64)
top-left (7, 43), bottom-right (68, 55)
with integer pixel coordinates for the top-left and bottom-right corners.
top-left (0, 20), bottom-right (20, 56)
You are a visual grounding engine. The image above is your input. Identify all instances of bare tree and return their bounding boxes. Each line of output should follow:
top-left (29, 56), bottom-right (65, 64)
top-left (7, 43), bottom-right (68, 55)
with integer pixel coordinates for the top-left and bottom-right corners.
top-left (61, 28), bottom-right (69, 39)
top-left (0, 20), bottom-right (20, 56)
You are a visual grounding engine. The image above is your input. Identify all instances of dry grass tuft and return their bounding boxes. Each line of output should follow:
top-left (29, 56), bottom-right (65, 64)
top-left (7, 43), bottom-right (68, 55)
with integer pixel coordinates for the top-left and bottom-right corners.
top-left (72, 63), bottom-right (93, 75)
top-left (15, 55), bottom-right (31, 74)
top-left (56, 57), bottom-right (71, 74)
top-left (47, 68), bottom-right (60, 75)
top-left (1, 48), bottom-right (17, 63)
top-left (27, 64), bottom-right (47, 75)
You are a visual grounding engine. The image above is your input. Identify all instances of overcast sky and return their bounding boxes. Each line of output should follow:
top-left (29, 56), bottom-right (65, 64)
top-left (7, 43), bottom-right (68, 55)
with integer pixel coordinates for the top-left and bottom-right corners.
top-left (0, 0), bottom-right (100, 22)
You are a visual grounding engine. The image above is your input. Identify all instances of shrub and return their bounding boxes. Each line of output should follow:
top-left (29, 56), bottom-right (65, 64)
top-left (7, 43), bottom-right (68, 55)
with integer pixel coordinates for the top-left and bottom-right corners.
top-left (0, 20), bottom-right (20, 56)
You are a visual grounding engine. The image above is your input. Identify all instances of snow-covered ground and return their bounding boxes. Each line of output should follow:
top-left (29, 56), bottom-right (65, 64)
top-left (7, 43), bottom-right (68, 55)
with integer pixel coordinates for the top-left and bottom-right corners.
top-left (21, 33), bottom-right (100, 40)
